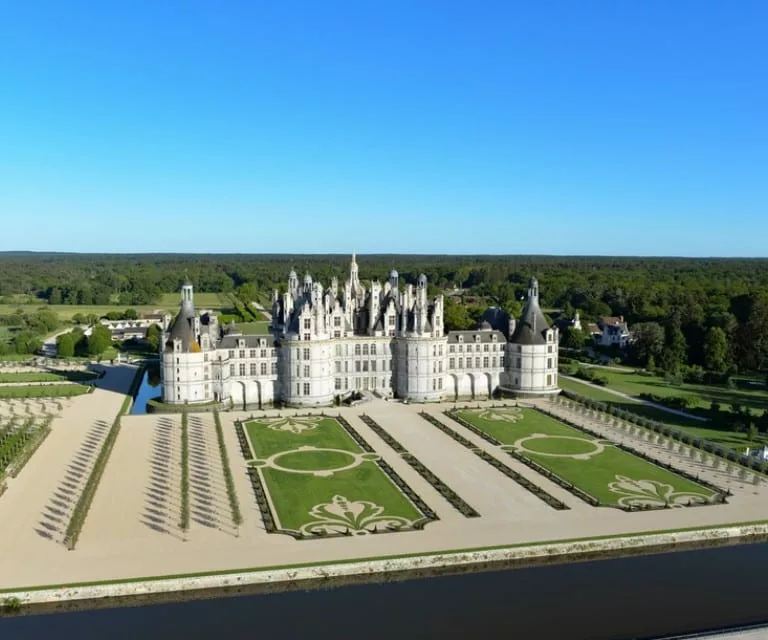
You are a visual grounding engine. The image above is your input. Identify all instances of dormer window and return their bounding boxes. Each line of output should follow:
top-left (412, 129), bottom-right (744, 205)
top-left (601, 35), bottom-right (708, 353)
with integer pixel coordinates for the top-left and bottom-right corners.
top-left (474, 335), bottom-right (480, 343)
top-left (458, 335), bottom-right (463, 343)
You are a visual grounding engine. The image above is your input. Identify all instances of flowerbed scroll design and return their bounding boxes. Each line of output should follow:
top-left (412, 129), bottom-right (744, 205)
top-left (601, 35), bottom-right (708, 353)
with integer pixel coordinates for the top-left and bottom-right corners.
top-left (609, 475), bottom-right (710, 508)
top-left (299, 495), bottom-right (413, 535)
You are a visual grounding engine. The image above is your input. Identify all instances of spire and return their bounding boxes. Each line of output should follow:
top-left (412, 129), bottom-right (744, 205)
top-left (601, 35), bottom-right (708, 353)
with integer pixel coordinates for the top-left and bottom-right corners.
top-left (528, 277), bottom-right (539, 305)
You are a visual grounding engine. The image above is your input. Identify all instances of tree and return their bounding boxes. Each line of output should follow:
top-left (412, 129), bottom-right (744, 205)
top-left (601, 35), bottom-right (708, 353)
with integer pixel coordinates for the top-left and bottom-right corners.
top-left (123, 308), bottom-right (138, 320)
top-left (56, 333), bottom-right (75, 358)
top-left (146, 323), bottom-right (162, 353)
top-left (87, 324), bottom-right (113, 355)
top-left (661, 313), bottom-right (687, 373)
top-left (703, 326), bottom-right (728, 372)
top-left (630, 322), bottom-right (665, 366)
top-left (443, 299), bottom-right (473, 332)
top-left (561, 326), bottom-right (586, 349)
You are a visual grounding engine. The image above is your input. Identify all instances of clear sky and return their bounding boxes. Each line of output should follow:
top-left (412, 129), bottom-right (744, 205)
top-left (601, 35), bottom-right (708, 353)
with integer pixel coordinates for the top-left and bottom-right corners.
top-left (1, 1), bottom-right (766, 256)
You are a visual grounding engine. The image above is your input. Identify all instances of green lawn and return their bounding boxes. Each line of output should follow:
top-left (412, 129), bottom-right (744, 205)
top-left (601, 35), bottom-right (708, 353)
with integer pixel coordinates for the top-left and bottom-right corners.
top-left (457, 407), bottom-right (718, 508)
top-left (559, 377), bottom-right (767, 451)
top-left (582, 367), bottom-right (768, 414)
top-left (243, 416), bottom-right (426, 535)
top-left (0, 384), bottom-right (92, 399)
top-left (158, 292), bottom-right (227, 309)
top-left (0, 371), bottom-right (98, 384)
top-left (235, 321), bottom-right (270, 334)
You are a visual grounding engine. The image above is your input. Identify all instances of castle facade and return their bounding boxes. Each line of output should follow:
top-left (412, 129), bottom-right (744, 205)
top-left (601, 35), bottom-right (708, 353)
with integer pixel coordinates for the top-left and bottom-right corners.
top-left (161, 255), bottom-right (559, 407)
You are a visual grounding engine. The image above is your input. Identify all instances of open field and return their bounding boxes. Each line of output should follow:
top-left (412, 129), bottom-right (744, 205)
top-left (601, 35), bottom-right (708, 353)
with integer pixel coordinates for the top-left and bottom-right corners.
top-left (582, 367), bottom-right (768, 414)
top-left (456, 407), bottom-right (718, 507)
top-left (236, 321), bottom-right (270, 334)
top-left (157, 292), bottom-right (228, 309)
top-left (243, 416), bottom-right (429, 535)
top-left (559, 377), bottom-right (767, 451)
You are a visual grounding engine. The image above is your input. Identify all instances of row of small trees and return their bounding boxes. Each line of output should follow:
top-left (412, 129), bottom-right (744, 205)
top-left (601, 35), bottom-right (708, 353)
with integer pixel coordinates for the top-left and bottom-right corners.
top-left (213, 410), bottom-right (242, 528)
top-left (179, 412), bottom-right (190, 533)
top-left (64, 412), bottom-right (123, 549)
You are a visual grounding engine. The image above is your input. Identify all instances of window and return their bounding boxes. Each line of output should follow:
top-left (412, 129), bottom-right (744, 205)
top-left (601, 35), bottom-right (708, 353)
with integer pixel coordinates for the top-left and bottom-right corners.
top-left (303, 348), bottom-right (310, 360)
top-left (261, 362), bottom-right (267, 375)
top-left (296, 348), bottom-right (300, 358)
top-left (500, 356), bottom-right (505, 366)
top-left (250, 349), bottom-right (256, 358)
top-left (371, 344), bottom-right (377, 355)
top-left (439, 361), bottom-right (443, 372)
top-left (304, 365), bottom-right (310, 377)
top-left (335, 378), bottom-right (341, 390)
top-left (303, 383), bottom-right (310, 395)
top-left (547, 374), bottom-right (552, 386)
top-left (239, 363), bottom-right (246, 376)
top-left (439, 344), bottom-right (443, 356)
top-left (547, 358), bottom-right (552, 368)
top-left (335, 361), bottom-right (341, 373)
top-left (296, 383), bottom-right (301, 395)
top-left (432, 378), bottom-right (436, 390)
top-left (334, 331), bottom-right (341, 338)
top-left (388, 314), bottom-right (395, 325)
top-left (432, 345), bottom-right (436, 357)
top-left (483, 344), bottom-right (489, 352)
top-left (362, 344), bottom-right (369, 356)
top-left (229, 364), bottom-right (235, 376)
top-left (335, 344), bottom-right (342, 356)
top-left (355, 361), bottom-right (361, 372)
top-left (438, 378), bottom-right (443, 389)
top-left (466, 358), bottom-right (472, 369)
top-left (303, 318), bottom-right (311, 330)
top-left (458, 357), bottom-right (463, 368)
top-left (458, 344), bottom-right (464, 353)
top-left (516, 358), bottom-right (521, 368)
top-left (239, 350), bottom-right (245, 359)
top-left (303, 333), bottom-right (310, 341)
top-left (344, 377), bottom-right (349, 390)
top-left (261, 348), bottom-right (267, 358)
top-left (271, 348), bottom-right (276, 357)
top-left (296, 365), bottom-right (300, 377)
top-left (271, 362), bottom-right (277, 374)
top-left (250, 363), bottom-right (257, 376)
top-left (547, 345), bottom-right (553, 353)
top-left (334, 316), bottom-right (341, 327)
top-left (204, 353), bottom-right (208, 362)
top-left (475, 357), bottom-right (480, 368)
top-left (344, 361), bottom-right (349, 372)
top-left (372, 360), bottom-right (377, 372)
top-left (492, 356), bottom-right (497, 367)
top-left (449, 345), bottom-right (455, 353)
top-left (354, 344), bottom-right (361, 356)
top-left (389, 359), bottom-right (393, 371)
top-left (449, 357), bottom-right (455, 369)
top-left (363, 361), bottom-right (369, 372)
top-left (483, 356), bottom-right (489, 368)
top-left (228, 350), bottom-right (234, 359)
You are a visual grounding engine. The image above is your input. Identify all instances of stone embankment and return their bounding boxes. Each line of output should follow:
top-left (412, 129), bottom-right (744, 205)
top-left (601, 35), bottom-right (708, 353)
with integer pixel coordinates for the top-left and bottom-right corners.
top-left (4, 521), bottom-right (767, 614)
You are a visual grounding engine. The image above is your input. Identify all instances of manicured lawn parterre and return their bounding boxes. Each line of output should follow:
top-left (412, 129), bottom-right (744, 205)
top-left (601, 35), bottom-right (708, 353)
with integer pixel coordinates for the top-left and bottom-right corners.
top-left (157, 292), bottom-right (227, 309)
top-left (235, 321), bottom-right (271, 334)
top-left (559, 377), bottom-right (767, 451)
top-left (0, 384), bottom-right (92, 399)
top-left (0, 371), bottom-right (98, 384)
top-left (457, 407), bottom-right (718, 508)
top-left (243, 416), bottom-right (429, 535)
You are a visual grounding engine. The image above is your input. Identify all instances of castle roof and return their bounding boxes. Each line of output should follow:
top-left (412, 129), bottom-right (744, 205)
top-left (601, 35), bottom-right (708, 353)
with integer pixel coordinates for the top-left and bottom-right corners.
top-left (510, 297), bottom-right (551, 345)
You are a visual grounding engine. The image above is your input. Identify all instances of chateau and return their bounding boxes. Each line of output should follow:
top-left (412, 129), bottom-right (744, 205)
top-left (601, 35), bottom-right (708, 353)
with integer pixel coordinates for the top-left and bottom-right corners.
top-left (161, 255), bottom-right (559, 407)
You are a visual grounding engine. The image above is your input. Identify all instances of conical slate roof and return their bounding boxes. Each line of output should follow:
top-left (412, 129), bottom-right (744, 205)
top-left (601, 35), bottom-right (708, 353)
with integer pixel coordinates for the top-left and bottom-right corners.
top-left (510, 280), bottom-right (550, 346)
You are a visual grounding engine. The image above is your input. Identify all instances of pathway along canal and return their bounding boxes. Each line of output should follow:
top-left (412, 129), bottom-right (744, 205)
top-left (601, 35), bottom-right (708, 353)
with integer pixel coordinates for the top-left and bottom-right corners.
top-left (2, 542), bottom-right (767, 639)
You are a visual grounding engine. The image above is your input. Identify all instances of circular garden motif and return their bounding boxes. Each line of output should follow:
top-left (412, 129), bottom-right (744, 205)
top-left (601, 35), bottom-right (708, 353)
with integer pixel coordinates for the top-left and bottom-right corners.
top-left (252, 445), bottom-right (373, 477)
top-left (513, 434), bottom-right (605, 460)
top-left (276, 449), bottom-right (357, 472)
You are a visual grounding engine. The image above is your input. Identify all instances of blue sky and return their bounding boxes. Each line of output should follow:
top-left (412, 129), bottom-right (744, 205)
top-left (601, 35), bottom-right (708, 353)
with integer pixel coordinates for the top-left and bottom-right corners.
top-left (1, 1), bottom-right (766, 256)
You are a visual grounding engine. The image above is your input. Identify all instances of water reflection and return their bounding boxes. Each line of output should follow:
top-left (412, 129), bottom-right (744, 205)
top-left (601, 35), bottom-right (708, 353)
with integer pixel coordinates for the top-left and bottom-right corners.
top-left (130, 364), bottom-right (162, 415)
top-left (1, 543), bottom-right (767, 640)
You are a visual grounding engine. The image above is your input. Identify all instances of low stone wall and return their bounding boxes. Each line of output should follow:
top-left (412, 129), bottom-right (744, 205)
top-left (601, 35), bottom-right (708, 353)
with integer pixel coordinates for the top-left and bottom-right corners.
top-left (4, 521), bottom-right (768, 613)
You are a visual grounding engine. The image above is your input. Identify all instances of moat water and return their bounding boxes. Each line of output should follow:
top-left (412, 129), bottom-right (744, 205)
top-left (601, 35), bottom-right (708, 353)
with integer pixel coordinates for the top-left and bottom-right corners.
top-left (130, 365), bottom-right (161, 415)
top-left (2, 543), bottom-right (767, 640)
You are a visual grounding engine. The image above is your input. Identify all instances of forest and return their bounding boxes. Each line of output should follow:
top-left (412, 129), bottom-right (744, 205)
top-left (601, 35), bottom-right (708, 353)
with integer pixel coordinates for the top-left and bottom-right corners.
top-left (0, 252), bottom-right (767, 377)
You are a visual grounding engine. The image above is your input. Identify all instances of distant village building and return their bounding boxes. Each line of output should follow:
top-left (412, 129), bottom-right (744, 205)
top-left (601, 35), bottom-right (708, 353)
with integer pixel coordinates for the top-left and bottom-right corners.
top-left (161, 255), bottom-right (559, 408)
top-left (746, 446), bottom-right (768, 463)
top-left (592, 316), bottom-right (631, 348)
top-left (100, 312), bottom-right (171, 342)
